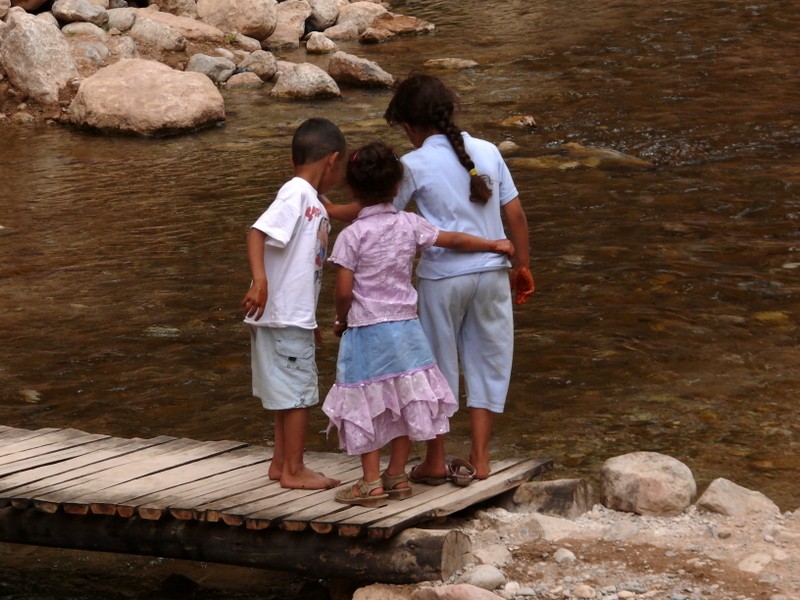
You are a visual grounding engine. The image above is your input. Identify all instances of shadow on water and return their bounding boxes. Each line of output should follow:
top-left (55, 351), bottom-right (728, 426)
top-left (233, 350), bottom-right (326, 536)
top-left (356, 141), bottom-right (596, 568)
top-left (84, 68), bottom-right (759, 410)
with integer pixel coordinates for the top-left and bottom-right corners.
top-left (1, 0), bottom-right (799, 595)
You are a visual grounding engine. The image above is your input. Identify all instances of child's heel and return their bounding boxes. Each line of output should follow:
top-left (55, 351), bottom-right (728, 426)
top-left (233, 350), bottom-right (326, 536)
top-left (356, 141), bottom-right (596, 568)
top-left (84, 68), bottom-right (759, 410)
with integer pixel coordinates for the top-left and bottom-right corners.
top-left (381, 470), bottom-right (413, 499)
top-left (335, 478), bottom-right (389, 507)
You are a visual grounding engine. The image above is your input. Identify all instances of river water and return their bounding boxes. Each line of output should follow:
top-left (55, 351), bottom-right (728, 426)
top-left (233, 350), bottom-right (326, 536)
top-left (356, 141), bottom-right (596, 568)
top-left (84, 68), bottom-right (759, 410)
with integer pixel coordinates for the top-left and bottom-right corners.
top-left (1, 0), bottom-right (799, 596)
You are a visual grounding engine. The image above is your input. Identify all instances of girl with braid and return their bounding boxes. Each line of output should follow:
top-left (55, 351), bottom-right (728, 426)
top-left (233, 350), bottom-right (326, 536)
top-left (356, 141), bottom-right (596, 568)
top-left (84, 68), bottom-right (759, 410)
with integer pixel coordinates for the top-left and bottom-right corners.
top-left (383, 73), bottom-right (535, 484)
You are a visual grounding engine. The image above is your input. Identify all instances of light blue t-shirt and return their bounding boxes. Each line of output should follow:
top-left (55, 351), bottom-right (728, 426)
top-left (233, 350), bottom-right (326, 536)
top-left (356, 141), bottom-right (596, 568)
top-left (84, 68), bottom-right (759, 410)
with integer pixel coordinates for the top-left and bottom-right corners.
top-left (393, 133), bottom-right (519, 280)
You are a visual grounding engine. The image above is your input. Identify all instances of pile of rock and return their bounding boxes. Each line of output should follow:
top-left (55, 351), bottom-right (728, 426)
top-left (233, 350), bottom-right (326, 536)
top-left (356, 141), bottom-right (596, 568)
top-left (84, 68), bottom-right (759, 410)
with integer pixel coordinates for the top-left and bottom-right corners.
top-left (0, 0), bottom-right (434, 134)
top-left (349, 451), bottom-right (798, 600)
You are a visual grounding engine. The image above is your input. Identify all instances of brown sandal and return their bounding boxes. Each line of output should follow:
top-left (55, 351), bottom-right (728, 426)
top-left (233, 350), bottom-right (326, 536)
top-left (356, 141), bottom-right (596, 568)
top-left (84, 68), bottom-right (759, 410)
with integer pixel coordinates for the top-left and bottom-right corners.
top-left (335, 478), bottom-right (388, 507)
top-left (381, 470), bottom-right (413, 499)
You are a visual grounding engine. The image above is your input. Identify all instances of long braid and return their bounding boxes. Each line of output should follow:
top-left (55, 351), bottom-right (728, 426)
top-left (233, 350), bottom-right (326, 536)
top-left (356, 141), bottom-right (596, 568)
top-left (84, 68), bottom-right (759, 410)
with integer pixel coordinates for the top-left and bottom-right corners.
top-left (435, 106), bottom-right (491, 204)
top-left (386, 74), bottom-right (491, 205)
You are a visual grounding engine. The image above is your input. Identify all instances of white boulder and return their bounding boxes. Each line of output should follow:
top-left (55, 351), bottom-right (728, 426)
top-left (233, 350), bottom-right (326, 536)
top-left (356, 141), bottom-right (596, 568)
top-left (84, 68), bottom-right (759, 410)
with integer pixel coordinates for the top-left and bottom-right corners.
top-left (0, 10), bottom-right (79, 104)
top-left (68, 58), bottom-right (225, 135)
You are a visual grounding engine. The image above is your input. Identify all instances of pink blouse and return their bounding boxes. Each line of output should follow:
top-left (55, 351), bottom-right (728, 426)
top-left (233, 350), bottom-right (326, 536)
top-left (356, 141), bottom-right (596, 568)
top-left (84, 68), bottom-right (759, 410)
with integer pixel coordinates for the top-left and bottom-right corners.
top-left (328, 204), bottom-right (438, 327)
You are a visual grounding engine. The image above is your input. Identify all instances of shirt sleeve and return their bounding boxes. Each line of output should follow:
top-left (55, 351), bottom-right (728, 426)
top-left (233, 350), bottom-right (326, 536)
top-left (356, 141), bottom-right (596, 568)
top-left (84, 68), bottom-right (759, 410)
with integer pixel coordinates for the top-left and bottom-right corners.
top-left (328, 226), bottom-right (359, 271)
top-left (252, 196), bottom-right (301, 248)
top-left (496, 151), bottom-right (519, 206)
top-left (408, 213), bottom-right (439, 250)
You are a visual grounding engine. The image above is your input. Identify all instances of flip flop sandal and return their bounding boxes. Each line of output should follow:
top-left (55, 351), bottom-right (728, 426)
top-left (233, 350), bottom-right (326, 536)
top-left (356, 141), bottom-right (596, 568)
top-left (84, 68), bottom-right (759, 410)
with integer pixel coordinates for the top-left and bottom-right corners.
top-left (408, 463), bottom-right (448, 486)
top-left (447, 458), bottom-right (476, 487)
top-left (334, 478), bottom-right (389, 507)
top-left (381, 470), bottom-right (413, 499)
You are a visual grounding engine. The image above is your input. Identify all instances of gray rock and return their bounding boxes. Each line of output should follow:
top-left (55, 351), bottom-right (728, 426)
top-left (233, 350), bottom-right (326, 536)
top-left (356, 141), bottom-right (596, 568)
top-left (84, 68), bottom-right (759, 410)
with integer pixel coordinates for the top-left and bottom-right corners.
top-left (52, 0), bottom-right (109, 26)
top-left (106, 7), bottom-right (136, 31)
top-left (511, 478), bottom-right (594, 519)
top-left (270, 62), bottom-right (339, 99)
top-left (186, 53), bottom-right (236, 84)
top-left (238, 49), bottom-right (277, 81)
top-left (305, 30), bottom-right (336, 53)
top-left (327, 50), bottom-right (393, 87)
top-left (456, 564), bottom-right (507, 591)
top-left (696, 478), bottom-right (781, 517)
top-left (601, 452), bottom-right (696, 516)
top-left (0, 11), bottom-right (79, 104)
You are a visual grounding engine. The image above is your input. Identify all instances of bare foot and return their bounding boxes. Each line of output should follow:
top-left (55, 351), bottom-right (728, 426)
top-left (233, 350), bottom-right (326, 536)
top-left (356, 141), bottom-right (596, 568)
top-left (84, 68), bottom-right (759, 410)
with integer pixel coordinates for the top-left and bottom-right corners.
top-left (268, 460), bottom-right (282, 481)
top-left (469, 455), bottom-right (491, 480)
top-left (280, 467), bottom-right (340, 490)
top-left (409, 461), bottom-right (447, 484)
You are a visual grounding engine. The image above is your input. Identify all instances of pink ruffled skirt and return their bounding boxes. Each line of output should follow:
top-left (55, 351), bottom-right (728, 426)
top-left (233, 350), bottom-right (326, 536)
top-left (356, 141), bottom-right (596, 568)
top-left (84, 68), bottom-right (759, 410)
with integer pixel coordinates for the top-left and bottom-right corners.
top-left (322, 319), bottom-right (457, 456)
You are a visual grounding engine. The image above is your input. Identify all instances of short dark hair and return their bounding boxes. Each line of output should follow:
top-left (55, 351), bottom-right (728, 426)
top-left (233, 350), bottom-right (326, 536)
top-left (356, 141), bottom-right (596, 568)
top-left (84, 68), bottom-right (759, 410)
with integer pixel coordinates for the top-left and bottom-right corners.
top-left (292, 118), bottom-right (346, 166)
top-left (347, 141), bottom-right (403, 206)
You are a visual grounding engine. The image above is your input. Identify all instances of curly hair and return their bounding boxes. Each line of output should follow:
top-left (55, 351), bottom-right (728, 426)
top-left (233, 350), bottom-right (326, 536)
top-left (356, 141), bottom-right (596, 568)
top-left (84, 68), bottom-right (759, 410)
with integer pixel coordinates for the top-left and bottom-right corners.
top-left (347, 141), bottom-right (404, 206)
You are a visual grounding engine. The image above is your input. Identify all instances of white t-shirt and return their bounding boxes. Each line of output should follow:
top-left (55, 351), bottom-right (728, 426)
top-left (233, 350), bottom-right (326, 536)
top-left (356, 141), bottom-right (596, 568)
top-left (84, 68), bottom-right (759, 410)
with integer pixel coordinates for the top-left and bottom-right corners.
top-left (393, 133), bottom-right (518, 280)
top-left (244, 177), bottom-right (330, 329)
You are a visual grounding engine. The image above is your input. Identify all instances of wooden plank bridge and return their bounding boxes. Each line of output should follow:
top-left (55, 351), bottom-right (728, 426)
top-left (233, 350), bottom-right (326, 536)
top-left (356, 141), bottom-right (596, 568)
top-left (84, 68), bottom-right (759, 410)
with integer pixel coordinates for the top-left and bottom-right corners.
top-left (0, 425), bottom-right (552, 583)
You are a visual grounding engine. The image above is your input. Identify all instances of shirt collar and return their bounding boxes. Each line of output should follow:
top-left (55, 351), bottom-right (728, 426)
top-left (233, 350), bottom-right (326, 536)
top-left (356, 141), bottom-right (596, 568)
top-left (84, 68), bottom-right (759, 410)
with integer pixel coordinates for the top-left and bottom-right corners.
top-left (356, 203), bottom-right (397, 220)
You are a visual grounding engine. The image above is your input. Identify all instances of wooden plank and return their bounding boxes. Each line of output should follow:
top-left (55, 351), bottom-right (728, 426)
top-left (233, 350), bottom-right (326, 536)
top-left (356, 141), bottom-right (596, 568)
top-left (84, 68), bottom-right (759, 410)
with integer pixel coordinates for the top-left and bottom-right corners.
top-left (0, 436), bottom-right (177, 502)
top-left (58, 440), bottom-right (247, 515)
top-left (204, 454), bottom-right (362, 527)
top-left (242, 460), bottom-right (366, 531)
top-left (0, 427), bottom-right (59, 445)
top-left (0, 432), bottom-right (112, 475)
top-left (139, 457), bottom-right (272, 520)
top-left (100, 446), bottom-right (270, 517)
top-left (363, 458), bottom-right (553, 538)
top-left (25, 438), bottom-right (203, 513)
top-left (191, 450), bottom-right (346, 520)
top-left (301, 458), bottom-right (552, 538)
top-left (0, 429), bottom-right (101, 461)
top-left (0, 436), bottom-right (153, 496)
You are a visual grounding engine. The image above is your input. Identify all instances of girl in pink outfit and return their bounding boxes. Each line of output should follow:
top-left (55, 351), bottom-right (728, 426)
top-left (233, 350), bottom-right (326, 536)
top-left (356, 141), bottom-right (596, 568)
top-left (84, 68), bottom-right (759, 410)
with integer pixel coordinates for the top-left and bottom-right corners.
top-left (323, 142), bottom-right (514, 507)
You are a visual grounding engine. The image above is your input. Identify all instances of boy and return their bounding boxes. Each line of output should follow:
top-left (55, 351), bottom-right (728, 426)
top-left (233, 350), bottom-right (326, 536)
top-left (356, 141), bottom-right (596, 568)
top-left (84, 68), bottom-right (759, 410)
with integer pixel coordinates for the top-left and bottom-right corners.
top-left (242, 117), bottom-right (346, 490)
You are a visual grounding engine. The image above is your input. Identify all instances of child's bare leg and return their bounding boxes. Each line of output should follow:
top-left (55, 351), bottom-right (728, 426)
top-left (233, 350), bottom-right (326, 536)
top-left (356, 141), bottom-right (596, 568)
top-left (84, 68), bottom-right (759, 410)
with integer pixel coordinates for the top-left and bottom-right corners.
top-left (469, 407), bottom-right (493, 479)
top-left (351, 450), bottom-right (383, 496)
top-left (411, 434), bottom-right (447, 480)
top-left (386, 436), bottom-right (411, 490)
top-left (279, 407), bottom-right (339, 489)
top-left (268, 411), bottom-right (285, 481)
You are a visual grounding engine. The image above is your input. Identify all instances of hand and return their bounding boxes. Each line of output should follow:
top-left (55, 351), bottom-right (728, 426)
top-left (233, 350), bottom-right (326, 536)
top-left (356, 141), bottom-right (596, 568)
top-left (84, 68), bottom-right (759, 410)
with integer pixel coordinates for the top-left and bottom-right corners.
top-left (492, 239), bottom-right (515, 258)
top-left (314, 327), bottom-right (323, 346)
top-left (510, 267), bottom-right (535, 305)
top-left (333, 320), bottom-right (347, 338)
top-left (242, 281), bottom-right (266, 320)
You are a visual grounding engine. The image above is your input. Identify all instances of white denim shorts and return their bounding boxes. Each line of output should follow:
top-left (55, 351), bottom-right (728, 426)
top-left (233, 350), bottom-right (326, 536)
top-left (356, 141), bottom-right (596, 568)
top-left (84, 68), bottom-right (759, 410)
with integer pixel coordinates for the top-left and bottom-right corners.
top-left (249, 325), bottom-right (319, 410)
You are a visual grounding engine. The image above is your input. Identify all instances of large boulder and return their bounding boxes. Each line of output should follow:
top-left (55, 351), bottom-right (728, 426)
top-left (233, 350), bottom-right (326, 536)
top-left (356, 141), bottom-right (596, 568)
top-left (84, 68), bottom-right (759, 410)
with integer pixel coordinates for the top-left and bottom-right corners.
top-left (306, 0), bottom-right (338, 31)
top-left (196, 0), bottom-right (278, 41)
top-left (600, 451), bottom-right (696, 516)
top-left (68, 58), bottom-right (225, 135)
top-left (360, 12), bottom-right (434, 44)
top-left (0, 10), bottom-right (79, 104)
top-left (147, 0), bottom-right (197, 18)
top-left (261, 0), bottom-right (310, 50)
top-left (270, 62), bottom-right (339, 99)
top-left (336, 1), bottom-right (386, 34)
top-left (129, 14), bottom-right (187, 51)
top-left (134, 8), bottom-right (226, 44)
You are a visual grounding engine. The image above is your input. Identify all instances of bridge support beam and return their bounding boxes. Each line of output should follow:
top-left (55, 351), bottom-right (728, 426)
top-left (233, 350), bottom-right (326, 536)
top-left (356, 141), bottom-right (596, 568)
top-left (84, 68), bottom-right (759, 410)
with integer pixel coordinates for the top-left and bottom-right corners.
top-left (0, 507), bottom-right (471, 583)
